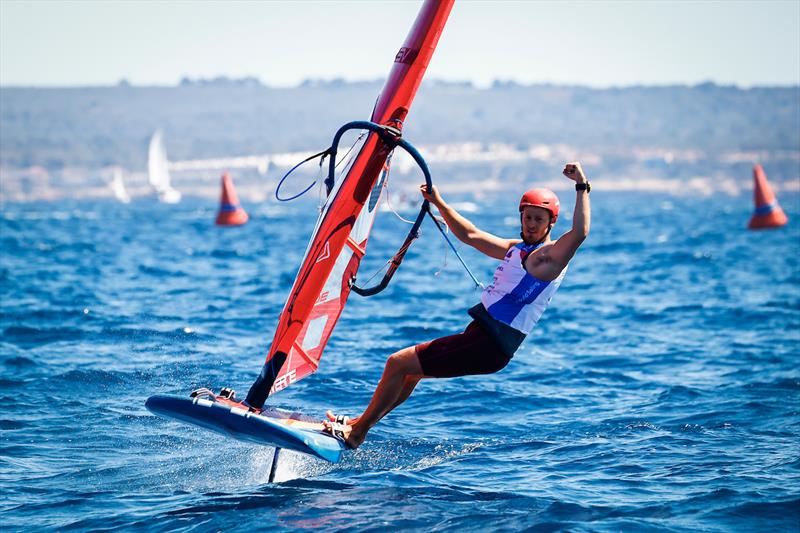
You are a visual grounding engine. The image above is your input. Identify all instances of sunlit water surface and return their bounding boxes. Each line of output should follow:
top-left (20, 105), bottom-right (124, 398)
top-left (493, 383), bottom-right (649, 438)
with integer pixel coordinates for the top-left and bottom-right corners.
top-left (1, 190), bottom-right (799, 531)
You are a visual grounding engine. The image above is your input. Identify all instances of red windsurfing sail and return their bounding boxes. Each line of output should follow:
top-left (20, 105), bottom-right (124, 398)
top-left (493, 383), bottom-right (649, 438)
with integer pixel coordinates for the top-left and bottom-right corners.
top-left (245, 0), bottom-right (454, 407)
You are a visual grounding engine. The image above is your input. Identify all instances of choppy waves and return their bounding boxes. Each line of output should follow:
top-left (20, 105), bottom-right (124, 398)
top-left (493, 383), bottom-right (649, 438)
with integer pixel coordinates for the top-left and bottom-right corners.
top-left (1, 193), bottom-right (798, 531)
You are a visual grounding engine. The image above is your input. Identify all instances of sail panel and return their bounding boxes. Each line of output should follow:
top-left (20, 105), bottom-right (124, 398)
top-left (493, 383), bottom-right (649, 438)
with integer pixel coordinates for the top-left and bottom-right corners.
top-left (263, 0), bottom-right (455, 397)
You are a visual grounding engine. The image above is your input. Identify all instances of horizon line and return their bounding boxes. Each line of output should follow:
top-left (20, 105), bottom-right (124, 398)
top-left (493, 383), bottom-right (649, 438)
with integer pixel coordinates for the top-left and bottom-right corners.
top-left (2, 77), bottom-right (799, 91)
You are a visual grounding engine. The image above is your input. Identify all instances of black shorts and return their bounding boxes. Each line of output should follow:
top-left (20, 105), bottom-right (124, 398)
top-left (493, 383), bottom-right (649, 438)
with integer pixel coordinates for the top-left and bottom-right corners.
top-left (415, 320), bottom-right (511, 378)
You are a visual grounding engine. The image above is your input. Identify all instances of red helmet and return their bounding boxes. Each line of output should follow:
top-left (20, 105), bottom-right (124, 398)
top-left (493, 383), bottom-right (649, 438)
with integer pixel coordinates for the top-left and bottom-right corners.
top-left (519, 188), bottom-right (560, 222)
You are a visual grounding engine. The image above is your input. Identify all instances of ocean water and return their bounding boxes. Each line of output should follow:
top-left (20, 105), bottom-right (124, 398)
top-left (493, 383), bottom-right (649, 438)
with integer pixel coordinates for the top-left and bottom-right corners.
top-left (1, 190), bottom-right (798, 532)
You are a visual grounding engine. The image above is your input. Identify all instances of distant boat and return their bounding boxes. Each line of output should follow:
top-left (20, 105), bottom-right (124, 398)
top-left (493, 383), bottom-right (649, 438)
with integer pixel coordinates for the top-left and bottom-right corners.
top-left (148, 130), bottom-right (182, 204)
top-left (109, 166), bottom-right (131, 204)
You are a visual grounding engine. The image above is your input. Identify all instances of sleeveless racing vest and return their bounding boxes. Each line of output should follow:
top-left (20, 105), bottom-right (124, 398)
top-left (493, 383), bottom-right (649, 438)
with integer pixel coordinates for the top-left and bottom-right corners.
top-left (480, 242), bottom-right (567, 334)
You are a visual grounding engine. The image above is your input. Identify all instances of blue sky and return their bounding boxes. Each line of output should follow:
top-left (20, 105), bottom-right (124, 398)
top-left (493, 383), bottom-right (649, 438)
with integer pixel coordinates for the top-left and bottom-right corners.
top-left (1, 0), bottom-right (798, 88)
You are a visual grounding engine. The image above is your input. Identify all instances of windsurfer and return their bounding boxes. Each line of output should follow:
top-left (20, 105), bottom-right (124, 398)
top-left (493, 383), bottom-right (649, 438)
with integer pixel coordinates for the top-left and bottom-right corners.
top-left (325, 162), bottom-right (592, 449)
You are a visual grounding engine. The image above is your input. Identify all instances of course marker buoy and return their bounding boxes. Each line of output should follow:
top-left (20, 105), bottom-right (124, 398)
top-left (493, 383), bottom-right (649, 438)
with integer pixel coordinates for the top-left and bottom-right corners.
top-left (215, 172), bottom-right (249, 226)
top-left (748, 164), bottom-right (788, 230)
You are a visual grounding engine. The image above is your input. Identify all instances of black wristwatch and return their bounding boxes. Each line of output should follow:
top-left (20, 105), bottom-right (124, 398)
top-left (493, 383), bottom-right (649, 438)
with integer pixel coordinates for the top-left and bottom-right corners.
top-left (576, 181), bottom-right (591, 192)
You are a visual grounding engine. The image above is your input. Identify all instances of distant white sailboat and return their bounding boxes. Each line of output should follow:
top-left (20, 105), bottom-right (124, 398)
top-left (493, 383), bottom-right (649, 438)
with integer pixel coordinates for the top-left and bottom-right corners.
top-left (148, 130), bottom-right (182, 204)
top-left (109, 166), bottom-right (131, 204)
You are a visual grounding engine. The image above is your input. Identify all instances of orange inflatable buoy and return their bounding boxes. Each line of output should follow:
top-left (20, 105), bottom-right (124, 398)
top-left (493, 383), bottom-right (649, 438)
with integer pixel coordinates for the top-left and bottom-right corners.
top-left (215, 172), bottom-right (249, 226)
top-left (748, 164), bottom-right (788, 230)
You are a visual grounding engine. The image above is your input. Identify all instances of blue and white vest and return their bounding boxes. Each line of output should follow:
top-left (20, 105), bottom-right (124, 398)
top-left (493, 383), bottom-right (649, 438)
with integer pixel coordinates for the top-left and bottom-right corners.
top-left (481, 242), bottom-right (567, 334)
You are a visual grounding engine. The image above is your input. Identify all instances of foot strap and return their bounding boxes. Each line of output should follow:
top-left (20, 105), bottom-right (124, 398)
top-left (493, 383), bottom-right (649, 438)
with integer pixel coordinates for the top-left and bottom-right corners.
top-left (328, 414), bottom-right (349, 441)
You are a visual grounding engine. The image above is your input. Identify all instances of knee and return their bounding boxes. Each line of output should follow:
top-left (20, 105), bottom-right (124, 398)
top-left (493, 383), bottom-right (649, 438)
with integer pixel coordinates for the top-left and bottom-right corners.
top-left (384, 353), bottom-right (405, 376)
top-left (384, 348), bottom-right (420, 377)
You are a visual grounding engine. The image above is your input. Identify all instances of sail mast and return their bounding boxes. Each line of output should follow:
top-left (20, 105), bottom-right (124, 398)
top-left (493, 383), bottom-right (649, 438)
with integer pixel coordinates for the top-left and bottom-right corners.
top-left (245, 0), bottom-right (455, 407)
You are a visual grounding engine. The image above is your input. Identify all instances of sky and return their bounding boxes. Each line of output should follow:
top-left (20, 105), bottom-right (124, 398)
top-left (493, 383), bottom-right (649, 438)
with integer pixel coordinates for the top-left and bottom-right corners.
top-left (1, 0), bottom-right (799, 89)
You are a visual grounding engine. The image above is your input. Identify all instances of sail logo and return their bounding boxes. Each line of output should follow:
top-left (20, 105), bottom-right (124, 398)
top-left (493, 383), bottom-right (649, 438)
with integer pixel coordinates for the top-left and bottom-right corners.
top-left (315, 291), bottom-right (330, 304)
top-left (395, 47), bottom-right (419, 65)
top-left (316, 242), bottom-right (331, 263)
top-left (270, 369), bottom-right (297, 393)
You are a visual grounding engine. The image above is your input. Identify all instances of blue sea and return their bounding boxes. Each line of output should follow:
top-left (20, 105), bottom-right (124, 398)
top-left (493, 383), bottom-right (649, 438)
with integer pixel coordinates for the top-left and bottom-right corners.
top-left (1, 189), bottom-right (799, 532)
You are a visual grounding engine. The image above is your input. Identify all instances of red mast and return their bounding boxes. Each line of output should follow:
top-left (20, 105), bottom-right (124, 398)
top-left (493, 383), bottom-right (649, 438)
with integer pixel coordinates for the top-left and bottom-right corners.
top-left (246, 0), bottom-right (455, 407)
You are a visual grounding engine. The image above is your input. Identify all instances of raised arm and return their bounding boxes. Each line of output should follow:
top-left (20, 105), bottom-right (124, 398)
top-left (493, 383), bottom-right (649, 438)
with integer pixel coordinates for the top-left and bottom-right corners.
top-left (549, 162), bottom-right (591, 270)
top-left (421, 184), bottom-right (514, 260)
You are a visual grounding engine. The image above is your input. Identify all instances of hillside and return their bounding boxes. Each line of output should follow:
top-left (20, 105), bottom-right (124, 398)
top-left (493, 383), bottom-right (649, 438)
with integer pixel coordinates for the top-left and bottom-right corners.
top-left (1, 79), bottom-right (797, 172)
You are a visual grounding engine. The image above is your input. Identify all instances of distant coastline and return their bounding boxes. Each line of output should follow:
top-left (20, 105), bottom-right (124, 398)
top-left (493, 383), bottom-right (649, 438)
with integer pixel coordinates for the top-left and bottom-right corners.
top-left (1, 79), bottom-right (798, 202)
top-left (3, 75), bottom-right (799, 91)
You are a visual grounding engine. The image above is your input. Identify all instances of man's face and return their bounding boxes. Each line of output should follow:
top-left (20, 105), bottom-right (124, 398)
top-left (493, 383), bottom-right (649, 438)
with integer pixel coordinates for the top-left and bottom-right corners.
top-left (520, 206), bottom-right (551, 243)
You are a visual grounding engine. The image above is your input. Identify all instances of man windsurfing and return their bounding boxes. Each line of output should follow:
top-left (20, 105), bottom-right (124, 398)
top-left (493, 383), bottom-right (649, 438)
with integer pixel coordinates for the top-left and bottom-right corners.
top-left (324, 162), bottom-right (592, 449)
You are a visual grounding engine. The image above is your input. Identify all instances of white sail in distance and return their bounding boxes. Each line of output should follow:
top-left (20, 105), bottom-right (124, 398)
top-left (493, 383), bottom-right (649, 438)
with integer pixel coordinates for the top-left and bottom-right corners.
top-left (109, 166), bottom-right (131, 204)
top-left (148, 130), bottom-right (182, 204)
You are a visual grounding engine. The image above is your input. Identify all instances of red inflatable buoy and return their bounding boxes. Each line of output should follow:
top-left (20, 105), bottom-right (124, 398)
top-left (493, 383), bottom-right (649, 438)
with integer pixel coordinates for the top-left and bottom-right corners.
top-left (215, 172), bottom-right (249, 226)
top-left (748, 164), bottom-right (788, 230)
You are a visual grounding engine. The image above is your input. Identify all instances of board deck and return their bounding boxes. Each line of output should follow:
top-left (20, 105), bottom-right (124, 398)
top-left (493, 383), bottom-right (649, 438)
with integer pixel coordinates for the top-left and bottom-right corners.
top-left (145, 394), bottom-right (345, 463)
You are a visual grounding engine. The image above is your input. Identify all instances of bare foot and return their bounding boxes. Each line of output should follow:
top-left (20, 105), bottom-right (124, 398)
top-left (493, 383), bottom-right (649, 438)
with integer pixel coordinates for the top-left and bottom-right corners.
top-left (322, 418), bottom-right (365, 450)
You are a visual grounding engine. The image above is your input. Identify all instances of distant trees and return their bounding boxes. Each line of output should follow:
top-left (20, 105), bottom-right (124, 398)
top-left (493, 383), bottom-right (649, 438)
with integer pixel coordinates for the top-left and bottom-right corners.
top-left (0, 81), bottom-right (796, 172)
